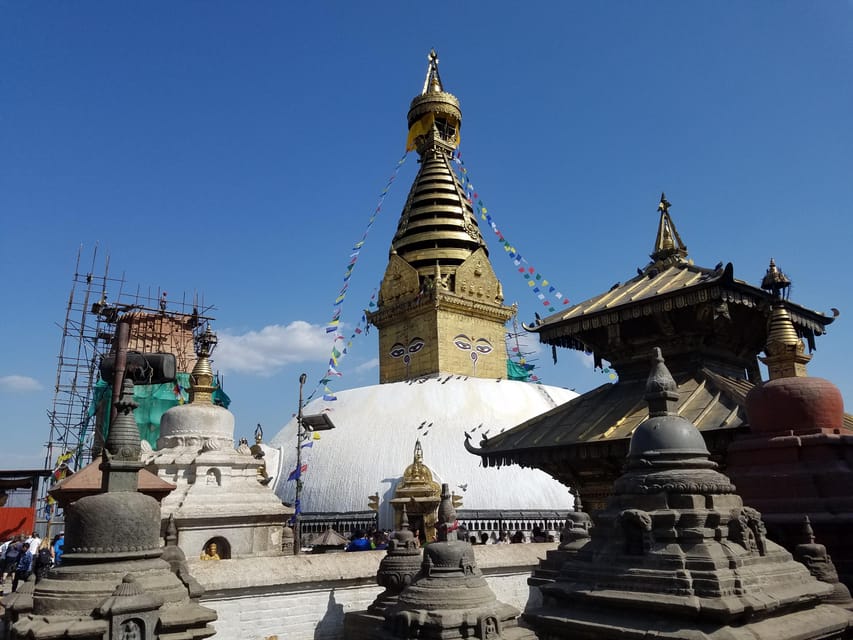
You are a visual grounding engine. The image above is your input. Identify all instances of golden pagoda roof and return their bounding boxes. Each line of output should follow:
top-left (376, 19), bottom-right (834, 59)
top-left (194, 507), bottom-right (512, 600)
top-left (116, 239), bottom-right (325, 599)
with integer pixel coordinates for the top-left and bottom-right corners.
top-left (393, 50), bottom-right (486, 279)
top-left (467, 367), bottom-right (752, 461)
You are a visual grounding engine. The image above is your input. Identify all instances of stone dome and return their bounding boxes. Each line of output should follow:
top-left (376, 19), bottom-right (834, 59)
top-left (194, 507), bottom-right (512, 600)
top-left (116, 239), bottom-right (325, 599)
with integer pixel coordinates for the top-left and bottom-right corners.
top-left (158, 402), bottom-right (235, 449)
top-left (746, 376), bottom-right (845, 435)
top-left (628, 414), bottom-right (710, 462)
top-left (64, 491), bottom-right (162, 561)
top-left (269, 376), bottom-right (578, 528)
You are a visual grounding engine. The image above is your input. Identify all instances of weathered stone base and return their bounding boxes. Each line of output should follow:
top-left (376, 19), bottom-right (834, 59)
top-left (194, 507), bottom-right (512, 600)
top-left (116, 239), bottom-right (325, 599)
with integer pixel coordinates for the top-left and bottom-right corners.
top-left (526, 601), bottom-right (853, 640)
top-left (193, 543), bottom-right (552, 640)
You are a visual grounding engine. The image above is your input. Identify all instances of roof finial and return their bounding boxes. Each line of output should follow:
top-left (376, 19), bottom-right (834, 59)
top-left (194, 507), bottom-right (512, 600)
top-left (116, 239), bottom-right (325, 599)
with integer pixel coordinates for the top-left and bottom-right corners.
top-left (422, 48), bottom-right (443, 94)
top-left (760, 258), bottom-right (792, 300)
top-left (651, 192), bottom-right (688, 266)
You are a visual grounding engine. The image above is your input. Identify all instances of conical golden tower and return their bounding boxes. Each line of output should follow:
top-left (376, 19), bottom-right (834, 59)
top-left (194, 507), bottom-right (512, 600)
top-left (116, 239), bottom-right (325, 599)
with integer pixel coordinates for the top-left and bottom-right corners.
top-left (368, 51), bottom-right (515, 383)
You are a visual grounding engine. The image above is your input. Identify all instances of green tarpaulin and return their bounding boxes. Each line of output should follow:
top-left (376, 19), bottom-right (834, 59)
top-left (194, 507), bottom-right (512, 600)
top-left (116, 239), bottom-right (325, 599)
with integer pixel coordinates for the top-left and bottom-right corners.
top-left (506, 359), bottom-right (534, 381)
top-left (89, 374), bottom-right (231, 448)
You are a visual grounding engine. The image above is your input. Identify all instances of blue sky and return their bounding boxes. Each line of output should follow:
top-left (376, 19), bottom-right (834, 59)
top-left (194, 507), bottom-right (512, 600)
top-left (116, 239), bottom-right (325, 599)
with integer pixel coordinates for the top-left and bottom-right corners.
top-left (1, 2), bottom-right (851, 469)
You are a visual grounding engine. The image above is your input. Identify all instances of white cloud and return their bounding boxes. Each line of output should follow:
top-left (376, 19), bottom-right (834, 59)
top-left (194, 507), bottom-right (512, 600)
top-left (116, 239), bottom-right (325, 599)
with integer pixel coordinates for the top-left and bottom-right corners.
top-left (213, 321), bottom-right (331, 376)
top-left (0, 375), bottom-right (43, 392)
top-left (574, 351), bottom-right (595, 369)
top-left (355, 358), bottom-right (379, 373)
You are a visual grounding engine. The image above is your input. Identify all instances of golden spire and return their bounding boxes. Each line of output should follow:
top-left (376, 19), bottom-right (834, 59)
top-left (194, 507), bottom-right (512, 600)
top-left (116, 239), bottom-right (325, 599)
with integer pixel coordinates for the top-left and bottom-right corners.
top-left (396, 50), bottom-right (484, 279)
top-left (189, 326), bottom-right (218, 404)
top-left (651, 192), bottom-right (688, 265)
top-left (368, 52), bottom-right (514, 383)
top-left (406, 49), bottom-right (462, 155)
top-left (759, 260), bottom-right (810, 379)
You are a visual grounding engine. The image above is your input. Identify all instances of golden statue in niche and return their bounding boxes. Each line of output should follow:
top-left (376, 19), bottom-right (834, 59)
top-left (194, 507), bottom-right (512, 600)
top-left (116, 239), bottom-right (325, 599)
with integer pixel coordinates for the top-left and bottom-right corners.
top-left (200, 542), bottom-right (221, 561)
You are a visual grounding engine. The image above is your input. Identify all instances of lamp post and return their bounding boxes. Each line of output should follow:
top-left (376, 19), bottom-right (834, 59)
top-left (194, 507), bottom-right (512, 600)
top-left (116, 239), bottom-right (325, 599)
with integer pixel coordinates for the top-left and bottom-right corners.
top-left (293, 373), bottom-right (335, 555)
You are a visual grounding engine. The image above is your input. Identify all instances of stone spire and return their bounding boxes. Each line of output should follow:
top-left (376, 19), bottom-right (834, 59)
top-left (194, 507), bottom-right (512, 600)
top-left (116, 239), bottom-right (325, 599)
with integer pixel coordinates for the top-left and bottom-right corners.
top-left (525, 347), bottom-right (852, 640)
top-left (794, 517), bottom-right (853, 608)
top-left (369, 51), bottom-right (515, 383)
top-left (369, 505), bottom-right (422, 613)
top-left (650, 192), bottom-right (688, 265)
top-left (7, 380), bottom-right (217, 638)
top-left (379, 483), bottom-right (535, 639)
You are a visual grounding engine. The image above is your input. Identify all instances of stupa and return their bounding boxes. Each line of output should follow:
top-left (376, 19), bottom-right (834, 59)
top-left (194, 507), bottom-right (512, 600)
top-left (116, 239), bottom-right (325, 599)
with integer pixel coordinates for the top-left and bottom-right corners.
top-left (144, 326), bottom-right (291, 560)
top-left (378, 483), bottom-right (535, 639)
top-left (524, 348), bottom-right (853, 640)
top-left (727, 262), bottom-right (853, 587)
top-left (268, 50), bottom-right (577, 540)
top-left (344, 505), bottom-right (423, 639)
top-left (3, 378), bottom-right (216, 639)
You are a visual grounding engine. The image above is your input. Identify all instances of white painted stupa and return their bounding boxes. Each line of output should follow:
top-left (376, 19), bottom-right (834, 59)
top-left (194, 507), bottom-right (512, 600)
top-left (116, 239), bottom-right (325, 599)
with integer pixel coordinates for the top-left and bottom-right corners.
top-left (268, 52), bottom-right (578, 537)
top-left (144, 326), bottom-right (291, 559)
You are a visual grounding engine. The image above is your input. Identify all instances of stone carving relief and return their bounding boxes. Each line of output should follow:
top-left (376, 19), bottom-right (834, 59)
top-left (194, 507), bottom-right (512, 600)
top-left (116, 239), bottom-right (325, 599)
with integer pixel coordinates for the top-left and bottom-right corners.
top-left (119, 619), bottom-right (143, 640)
top-left (728, 507), bottom-right (766, 555)
top-left (619, 509), bottom-right (653, 555)
top-left (205, 468), bottom-right (221, 487)
top-left (379, 255), bottom-right (420, 303)
top-left (479, 616), bottom-right (500, 639)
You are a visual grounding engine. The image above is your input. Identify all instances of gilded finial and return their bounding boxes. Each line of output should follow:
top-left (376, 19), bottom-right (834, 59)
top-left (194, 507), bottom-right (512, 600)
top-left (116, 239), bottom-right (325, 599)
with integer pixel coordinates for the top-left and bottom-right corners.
top-left (407, 49), bottom-right (461, 154)
top-left (657, 192), bottom-right (671, 215)
top-left (422, 48), bottom-right (443, 94)
top-left (761, 302), bottom-right (811, 379)
top-left (650, 192), bottom-right (688, 265)
top-left (190, 326), bottom-right (218, 405)
top-left (761, 258), bottom-right (792, 299)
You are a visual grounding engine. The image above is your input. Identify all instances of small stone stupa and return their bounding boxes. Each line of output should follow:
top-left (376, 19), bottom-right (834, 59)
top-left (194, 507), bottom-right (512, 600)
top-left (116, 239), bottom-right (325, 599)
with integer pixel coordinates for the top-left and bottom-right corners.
top-left (529, 492), bottom-right (591, 585)
top-left (345, 505), bottom-right (423, 639)
top-left (4, 378), bottom-right (216, 639)
top-left (379, 484), bottom-right (535, 639)
top-left (525, 348), bottom-right (853, 640)
top-left (144, 326), bottom-right (290, 560)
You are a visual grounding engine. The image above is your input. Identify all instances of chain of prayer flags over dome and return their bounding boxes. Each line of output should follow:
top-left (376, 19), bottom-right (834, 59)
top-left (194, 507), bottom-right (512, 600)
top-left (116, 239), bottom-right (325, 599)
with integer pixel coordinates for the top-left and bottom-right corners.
top-left (310, 152), bottom-right (409, 402)
top-left (451, 150), bottom-right (571, 314)
top-left (453, 150), bottom-right (616, 382)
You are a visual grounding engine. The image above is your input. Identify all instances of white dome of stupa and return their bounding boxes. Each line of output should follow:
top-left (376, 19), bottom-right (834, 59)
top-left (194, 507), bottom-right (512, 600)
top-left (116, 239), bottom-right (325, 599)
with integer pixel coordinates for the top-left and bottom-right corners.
top-left (269, 375), bottom-right (577, 528)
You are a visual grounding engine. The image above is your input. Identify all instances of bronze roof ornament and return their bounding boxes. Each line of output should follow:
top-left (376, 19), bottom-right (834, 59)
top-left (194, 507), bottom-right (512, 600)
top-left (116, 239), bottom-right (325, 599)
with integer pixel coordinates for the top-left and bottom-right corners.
top-left (651, 191), bottom-right (688, 265)
top-left (189, 325), bottom-right (218, 405)
top-left (761, 257), bottom-right (792, 300)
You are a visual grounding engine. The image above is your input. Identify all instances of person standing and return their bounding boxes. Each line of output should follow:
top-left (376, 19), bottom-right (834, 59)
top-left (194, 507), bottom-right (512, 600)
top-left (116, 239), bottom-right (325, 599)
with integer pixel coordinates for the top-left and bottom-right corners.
top-left (2, 535), bottom-right (22, 584)
top-left (52, 532), bottom-right (65, 566)
top-left (34, 539), bottom-right (54, 582)
top-left (12, 542), bottom-right (32, 592)
top-left (25, 531), bottom-right (42, 556)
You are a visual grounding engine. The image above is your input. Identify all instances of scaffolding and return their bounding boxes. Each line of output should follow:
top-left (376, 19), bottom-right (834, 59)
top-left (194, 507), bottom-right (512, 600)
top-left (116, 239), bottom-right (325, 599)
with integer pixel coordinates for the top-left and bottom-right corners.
top-left (43, 245), bottom-right (215, 478)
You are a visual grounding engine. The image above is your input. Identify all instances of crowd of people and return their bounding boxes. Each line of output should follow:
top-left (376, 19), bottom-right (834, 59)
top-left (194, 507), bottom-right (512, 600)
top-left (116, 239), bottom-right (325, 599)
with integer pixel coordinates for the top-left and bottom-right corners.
top-left (0, 530), bottom-right (64, 593)
top-left (341, 525), bottom-right (554, 551)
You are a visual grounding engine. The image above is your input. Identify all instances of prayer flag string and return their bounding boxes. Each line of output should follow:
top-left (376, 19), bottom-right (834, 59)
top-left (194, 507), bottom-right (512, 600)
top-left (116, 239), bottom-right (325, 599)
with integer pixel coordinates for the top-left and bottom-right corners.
top-left (451, 150), bottom-right (571, 313)
top-left (309, 151), bottom-right (408, 401)
top-left (451, 150), bottom-right (615, 381)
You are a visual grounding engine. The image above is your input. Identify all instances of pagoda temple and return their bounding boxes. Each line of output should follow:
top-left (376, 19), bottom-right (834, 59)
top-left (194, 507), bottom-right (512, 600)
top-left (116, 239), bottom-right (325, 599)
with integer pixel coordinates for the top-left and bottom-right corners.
top-left (466, 193), bottom-right (842, 511)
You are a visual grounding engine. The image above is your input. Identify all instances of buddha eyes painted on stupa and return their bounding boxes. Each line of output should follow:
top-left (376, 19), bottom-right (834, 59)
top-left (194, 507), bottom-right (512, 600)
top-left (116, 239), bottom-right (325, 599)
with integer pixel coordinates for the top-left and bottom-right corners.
top-left (390, 337), bottom-right (425, 359)
top-left (453, 335), bottom-right (493, 355)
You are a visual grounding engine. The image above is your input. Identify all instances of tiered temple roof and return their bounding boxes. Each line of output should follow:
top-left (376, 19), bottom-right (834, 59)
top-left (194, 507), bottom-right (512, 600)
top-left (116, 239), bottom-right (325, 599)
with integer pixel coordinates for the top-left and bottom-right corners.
top-left (467, 194), bottom-right (842, 510)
